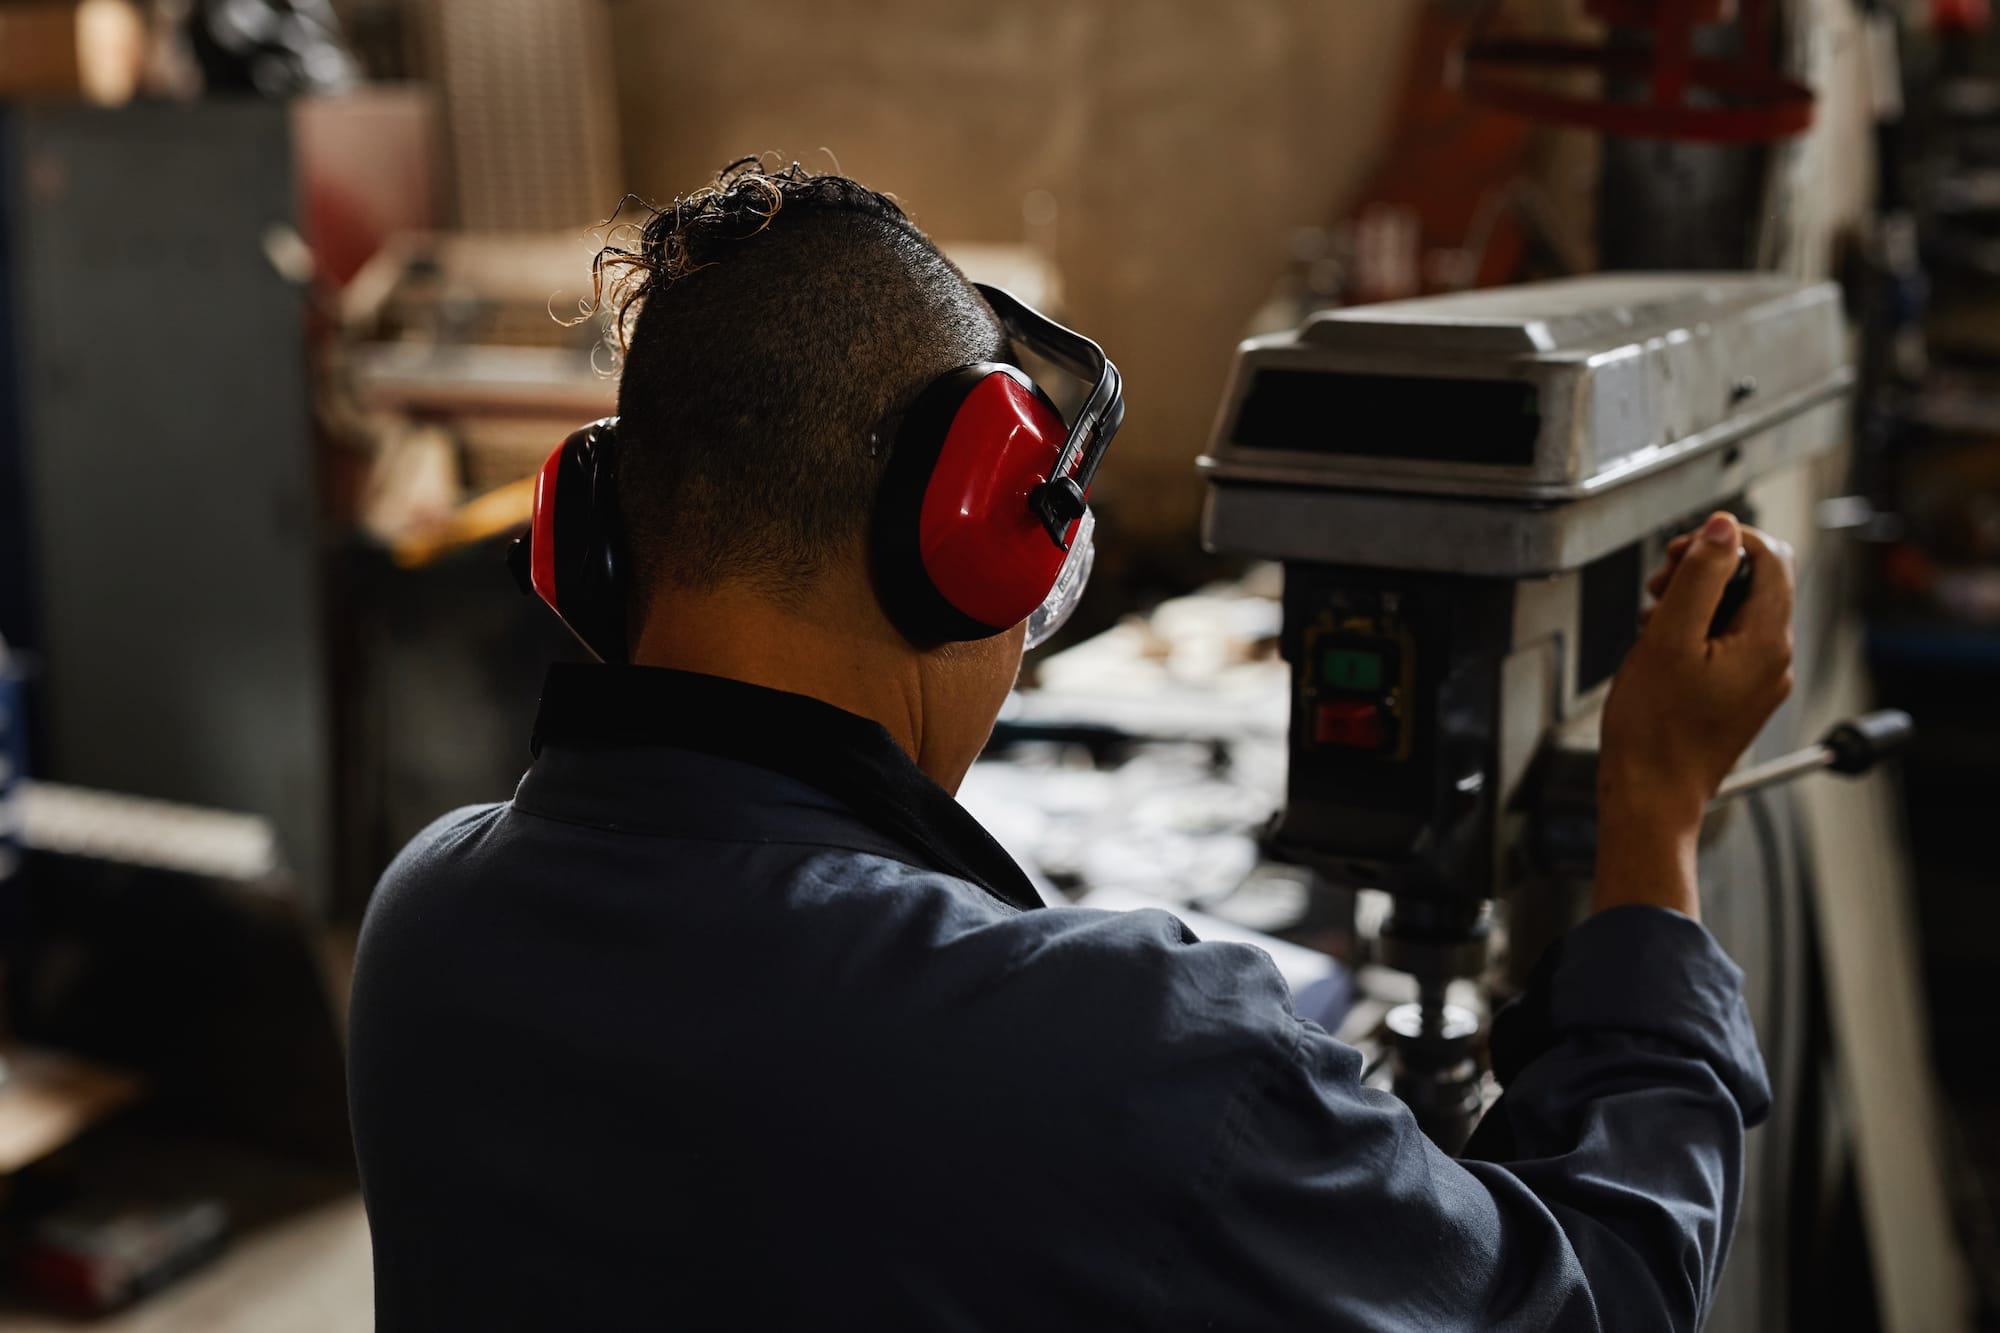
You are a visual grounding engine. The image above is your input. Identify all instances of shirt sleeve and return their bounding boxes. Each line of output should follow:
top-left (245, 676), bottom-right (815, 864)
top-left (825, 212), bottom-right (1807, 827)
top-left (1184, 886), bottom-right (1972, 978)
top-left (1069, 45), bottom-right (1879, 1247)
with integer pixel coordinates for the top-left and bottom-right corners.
top-left (1163, 904), bottom-right (1770, 1332)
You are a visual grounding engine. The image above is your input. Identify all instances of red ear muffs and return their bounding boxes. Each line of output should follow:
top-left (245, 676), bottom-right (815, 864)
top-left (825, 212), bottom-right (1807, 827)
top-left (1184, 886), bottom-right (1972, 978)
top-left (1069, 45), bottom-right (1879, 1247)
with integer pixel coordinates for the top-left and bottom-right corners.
top-left (510, 418), bottom-right (628, 662)
top-left (512, 289), bottom-right (1119, 658)
top-left (870, 364), bottom-right (1082, 645)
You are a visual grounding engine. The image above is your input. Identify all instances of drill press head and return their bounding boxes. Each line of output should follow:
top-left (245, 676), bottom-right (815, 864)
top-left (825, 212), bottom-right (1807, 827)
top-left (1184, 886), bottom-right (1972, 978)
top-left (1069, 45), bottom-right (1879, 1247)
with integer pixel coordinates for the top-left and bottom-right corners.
top-left (1199, 274), bottom-right (1852, 909)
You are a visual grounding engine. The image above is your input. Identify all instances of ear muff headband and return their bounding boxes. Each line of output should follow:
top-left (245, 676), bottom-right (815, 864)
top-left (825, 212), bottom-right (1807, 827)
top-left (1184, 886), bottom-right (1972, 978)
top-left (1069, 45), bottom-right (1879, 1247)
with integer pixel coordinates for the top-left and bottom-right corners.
top-left (975, 284), bottom-right (1123, 549)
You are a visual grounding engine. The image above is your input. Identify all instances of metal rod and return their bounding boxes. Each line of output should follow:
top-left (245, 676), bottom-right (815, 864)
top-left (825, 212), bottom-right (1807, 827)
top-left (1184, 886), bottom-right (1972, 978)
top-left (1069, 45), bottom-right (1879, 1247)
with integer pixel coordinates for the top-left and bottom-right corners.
top-left (1710, 745), bottom-right (1832, 809)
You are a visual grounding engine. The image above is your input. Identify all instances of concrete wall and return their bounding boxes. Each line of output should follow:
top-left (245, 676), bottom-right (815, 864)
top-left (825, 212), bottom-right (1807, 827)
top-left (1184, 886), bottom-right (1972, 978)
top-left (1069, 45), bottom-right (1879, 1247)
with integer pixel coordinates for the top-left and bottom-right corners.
top-left (611, 1), bottom-right (1424, 548)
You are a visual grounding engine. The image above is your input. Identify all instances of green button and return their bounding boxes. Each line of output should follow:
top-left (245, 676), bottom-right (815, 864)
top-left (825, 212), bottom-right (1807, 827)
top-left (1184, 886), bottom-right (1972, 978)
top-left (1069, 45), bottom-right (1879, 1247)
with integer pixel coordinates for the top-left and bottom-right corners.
top-left (1324, 648), bottom-right (1384, 691)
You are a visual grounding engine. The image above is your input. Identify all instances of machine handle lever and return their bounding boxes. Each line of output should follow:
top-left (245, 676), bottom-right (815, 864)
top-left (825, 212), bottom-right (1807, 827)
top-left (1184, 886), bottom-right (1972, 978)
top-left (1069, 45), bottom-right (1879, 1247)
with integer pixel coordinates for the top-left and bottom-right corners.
top-left (1708, 709), bottom-right (1914, 809)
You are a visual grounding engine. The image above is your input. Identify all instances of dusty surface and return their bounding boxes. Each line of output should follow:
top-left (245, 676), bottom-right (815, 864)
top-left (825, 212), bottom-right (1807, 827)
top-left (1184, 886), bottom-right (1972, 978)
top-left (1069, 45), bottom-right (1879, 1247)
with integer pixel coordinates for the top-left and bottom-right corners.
top-left (0, 1195), bottom-right (371, 1333)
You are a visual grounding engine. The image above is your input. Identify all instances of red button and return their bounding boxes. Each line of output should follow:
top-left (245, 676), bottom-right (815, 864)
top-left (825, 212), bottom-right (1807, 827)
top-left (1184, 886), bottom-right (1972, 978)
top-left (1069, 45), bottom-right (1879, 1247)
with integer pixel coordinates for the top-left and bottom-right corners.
top-left (1315, 700), bottom-right (1386, 748)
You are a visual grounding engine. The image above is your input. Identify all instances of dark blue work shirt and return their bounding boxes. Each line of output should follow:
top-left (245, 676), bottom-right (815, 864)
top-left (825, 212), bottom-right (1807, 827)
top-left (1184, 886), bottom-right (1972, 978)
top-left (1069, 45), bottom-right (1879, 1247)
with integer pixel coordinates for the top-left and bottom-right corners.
top-left (348, 665), bottom-right (1769, 1331)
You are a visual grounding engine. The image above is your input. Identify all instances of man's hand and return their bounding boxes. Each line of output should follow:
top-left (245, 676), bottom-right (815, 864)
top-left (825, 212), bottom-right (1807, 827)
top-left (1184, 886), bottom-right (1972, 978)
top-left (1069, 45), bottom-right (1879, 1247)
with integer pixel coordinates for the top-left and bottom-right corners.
top-left (1592, 512), bottom-right (1796, 919)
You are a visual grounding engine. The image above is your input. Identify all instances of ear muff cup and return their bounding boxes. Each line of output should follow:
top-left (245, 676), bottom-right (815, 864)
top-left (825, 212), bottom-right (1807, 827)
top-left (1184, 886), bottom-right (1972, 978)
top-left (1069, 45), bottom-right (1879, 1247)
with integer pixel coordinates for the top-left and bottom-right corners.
top-left (871, 363), bottom-right (1076, 646)
top-left (527, 419), bottom-right (628, 662)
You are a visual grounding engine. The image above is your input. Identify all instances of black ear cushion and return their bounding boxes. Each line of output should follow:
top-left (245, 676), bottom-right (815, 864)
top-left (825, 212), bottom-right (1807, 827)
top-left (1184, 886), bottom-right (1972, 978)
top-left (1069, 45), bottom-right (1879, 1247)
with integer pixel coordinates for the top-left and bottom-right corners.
top-left (580, 429), bottom-right (628, 660)
top-left (545, 421), bottom-right (629, 663)
top-left (870, 363), bottom-right (1033, 645)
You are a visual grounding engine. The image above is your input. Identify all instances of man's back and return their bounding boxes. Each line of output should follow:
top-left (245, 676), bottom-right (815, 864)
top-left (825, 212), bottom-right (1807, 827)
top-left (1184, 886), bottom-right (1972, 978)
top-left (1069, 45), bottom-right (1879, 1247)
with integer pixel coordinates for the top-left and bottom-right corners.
top-left (353, 767), bottom-right (1273, 1327)
top-left (350, 666), bottom-right (1769, 1332)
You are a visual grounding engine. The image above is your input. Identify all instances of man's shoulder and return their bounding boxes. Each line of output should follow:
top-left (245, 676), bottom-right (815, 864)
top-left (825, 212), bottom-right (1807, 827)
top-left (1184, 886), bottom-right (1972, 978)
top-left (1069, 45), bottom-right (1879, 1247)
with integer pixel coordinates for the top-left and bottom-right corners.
top-left (379, 802), bottom-right (508, 884)
top-left (823, 863), bottom-right (1304, 1073)
top-left (813, 877), bottom-right (1310, 1208)
top-left (361, 803), bottom-right (509, 930)
top-left (997, 902), bottom-right (1304, 1055)
top-left (408, 800), bottom-right (509, 849)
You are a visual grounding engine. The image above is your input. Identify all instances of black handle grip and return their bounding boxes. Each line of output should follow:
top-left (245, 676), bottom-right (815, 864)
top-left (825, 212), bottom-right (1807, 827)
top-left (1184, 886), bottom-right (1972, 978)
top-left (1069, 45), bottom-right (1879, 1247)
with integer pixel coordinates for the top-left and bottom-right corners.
top-left (1708, 549), bottom-right (1753, 638)
top-left (1821, 710), bottom-right (1915, 775)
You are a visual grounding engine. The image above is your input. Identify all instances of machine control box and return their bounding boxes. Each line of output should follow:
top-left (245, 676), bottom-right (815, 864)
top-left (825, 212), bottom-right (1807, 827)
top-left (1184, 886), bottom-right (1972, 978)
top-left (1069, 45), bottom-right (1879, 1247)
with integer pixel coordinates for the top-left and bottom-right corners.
top-left (1279, 566), bottom-right (1515, 901)
top-left (1301, 613), bottom-right (1409, 757)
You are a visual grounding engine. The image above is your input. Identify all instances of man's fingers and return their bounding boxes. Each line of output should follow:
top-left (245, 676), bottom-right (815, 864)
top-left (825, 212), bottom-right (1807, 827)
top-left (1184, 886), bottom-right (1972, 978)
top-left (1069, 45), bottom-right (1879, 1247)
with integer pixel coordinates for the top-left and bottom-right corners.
top-left (1722, 525), bottom-right (1795, 646)
top-left (1647, 551), bottom-right (1686, 597)
top-left (1645, 534), bottom-right (1697, 599)
top-left (1649, 512), bottom-right (1744, 647)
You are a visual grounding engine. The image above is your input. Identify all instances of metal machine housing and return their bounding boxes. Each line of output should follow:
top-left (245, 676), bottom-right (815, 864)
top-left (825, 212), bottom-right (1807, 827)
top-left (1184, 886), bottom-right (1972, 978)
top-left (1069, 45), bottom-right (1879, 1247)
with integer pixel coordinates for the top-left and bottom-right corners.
top-left (1200, 274), bottom-right (1852, 905)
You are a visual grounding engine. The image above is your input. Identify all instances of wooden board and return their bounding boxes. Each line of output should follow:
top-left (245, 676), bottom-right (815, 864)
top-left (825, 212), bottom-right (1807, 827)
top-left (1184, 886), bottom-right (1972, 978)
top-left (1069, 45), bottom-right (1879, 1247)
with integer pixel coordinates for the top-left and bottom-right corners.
top-left (0, 1045), bottom-right (142, 1176)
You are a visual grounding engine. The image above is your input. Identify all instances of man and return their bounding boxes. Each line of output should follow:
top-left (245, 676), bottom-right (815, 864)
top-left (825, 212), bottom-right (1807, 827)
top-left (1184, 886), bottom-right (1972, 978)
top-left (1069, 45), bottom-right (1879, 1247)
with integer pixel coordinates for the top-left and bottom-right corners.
top-left (349, 160), bottom-right (1788, 1331)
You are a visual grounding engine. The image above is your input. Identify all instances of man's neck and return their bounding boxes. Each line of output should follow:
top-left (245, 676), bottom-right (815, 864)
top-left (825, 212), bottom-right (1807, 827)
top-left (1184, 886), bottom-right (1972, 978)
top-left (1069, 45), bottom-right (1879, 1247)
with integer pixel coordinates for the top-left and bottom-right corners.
top-left (628, 576), bottom-right (931, 776)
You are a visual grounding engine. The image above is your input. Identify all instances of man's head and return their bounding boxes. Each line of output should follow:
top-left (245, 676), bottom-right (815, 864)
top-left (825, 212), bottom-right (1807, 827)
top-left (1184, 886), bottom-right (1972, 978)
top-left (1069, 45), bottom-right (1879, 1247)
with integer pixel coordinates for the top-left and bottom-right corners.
top-left (601, 159), bottom-right (1006, 611)
top-left (594, 159), bottom-right (1024, 787)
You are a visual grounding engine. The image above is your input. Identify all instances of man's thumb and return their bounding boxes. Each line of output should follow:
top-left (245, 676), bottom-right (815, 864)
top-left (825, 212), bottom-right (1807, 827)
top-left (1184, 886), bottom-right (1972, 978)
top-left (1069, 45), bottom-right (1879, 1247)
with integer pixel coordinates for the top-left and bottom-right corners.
top-left (1651, 512), bottom-right (1741, 645)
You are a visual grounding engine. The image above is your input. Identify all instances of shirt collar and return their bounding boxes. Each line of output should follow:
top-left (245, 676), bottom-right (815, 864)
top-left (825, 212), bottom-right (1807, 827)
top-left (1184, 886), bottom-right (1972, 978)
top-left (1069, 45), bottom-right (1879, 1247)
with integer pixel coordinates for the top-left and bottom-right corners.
top-left (528, 663), bottom-right (1043, 914)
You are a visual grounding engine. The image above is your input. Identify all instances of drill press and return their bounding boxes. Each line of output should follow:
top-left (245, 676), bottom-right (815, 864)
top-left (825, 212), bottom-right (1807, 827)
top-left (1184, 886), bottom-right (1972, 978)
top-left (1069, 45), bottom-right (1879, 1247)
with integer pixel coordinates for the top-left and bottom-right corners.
top-left (1198, 274), bottom-right (1853, 1149)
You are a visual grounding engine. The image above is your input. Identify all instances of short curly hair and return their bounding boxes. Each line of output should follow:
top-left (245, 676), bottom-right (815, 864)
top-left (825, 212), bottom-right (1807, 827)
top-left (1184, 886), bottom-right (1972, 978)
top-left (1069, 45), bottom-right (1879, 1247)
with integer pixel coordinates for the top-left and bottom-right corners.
top-left (586, 157), bottom-right (1005, 615)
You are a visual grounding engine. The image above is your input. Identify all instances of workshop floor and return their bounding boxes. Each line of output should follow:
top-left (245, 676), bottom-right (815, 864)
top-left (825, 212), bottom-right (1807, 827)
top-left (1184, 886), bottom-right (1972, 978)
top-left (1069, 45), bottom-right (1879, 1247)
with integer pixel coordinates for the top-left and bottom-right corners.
top-left (0, 928), bottom-right (373, 1333)
top-left (0, 1195), bottom-right (371, 1333)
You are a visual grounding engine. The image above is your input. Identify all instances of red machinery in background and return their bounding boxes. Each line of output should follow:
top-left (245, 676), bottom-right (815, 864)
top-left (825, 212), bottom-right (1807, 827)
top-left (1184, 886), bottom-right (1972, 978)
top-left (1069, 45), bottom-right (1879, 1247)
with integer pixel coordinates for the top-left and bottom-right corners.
top-left (1460, 0), bottom-right (1816, 142)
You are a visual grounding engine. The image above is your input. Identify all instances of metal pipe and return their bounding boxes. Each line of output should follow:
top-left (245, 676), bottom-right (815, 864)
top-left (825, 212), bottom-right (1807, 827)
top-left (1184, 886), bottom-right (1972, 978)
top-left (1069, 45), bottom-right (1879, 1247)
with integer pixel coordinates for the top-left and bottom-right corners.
top-left (1710, 746), bottom-right (1833, 807)
top-left (1709, 710), bottom-right (1915, 811)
